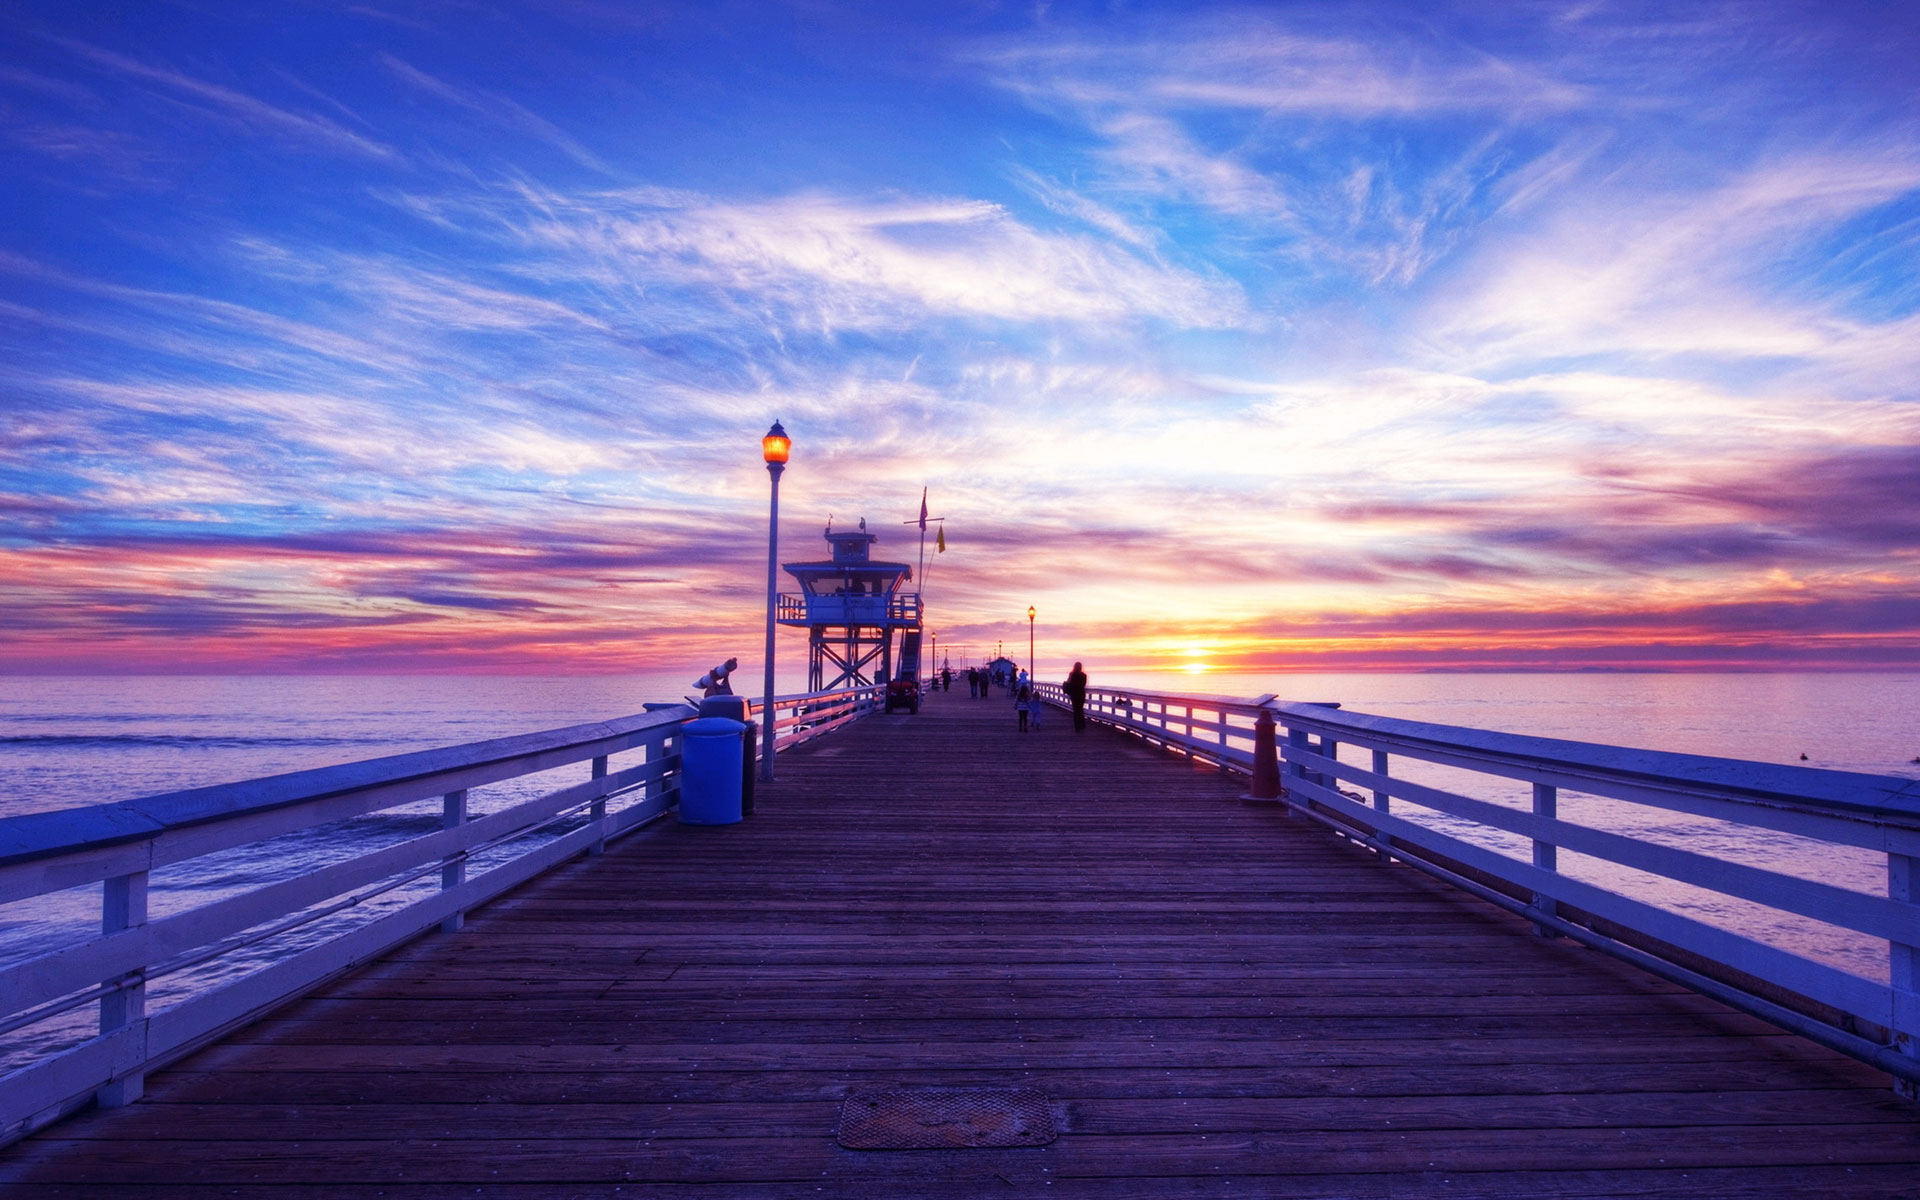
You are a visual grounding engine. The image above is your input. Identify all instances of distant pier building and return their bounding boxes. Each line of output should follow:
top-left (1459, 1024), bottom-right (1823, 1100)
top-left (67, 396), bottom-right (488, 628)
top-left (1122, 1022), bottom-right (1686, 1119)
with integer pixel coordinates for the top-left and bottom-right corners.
top-left (776, 521), bottom-right (922, 691)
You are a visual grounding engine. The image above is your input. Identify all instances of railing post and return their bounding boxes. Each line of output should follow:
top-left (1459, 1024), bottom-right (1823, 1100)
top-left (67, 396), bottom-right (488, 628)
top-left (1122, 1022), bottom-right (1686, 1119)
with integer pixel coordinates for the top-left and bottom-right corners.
top-left (647, 736), bottom-right (664, 811)
top-left (1371, 749), bottom-right (1392, 862)
top-left (1217, 709), bottom-right (1229, 773)
top-left (97, 870), bottom-right (149, 1107)
top-left (1889, 853), bottom-right (1920, 1097)
top-left (440, 789), bottom-right (468, 934)
top-left (1530, 783), bottom-right (1560, 937)
top-left (668, 730), bottom-right (686, 811)
top-left (1284, 726), bottom-right (1309, 816)
top-left (588, 756), bottom-right (608, 857)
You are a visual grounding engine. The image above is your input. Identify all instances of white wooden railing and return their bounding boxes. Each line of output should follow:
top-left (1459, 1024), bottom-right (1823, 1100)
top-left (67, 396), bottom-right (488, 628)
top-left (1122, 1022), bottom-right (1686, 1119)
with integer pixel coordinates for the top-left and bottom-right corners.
top-left (752, 684), bottom-right (883, 753)
top-left (1038, 682), bottom-right (1920, 1089)
top-left (0, 684), bottom-right (882, 1143)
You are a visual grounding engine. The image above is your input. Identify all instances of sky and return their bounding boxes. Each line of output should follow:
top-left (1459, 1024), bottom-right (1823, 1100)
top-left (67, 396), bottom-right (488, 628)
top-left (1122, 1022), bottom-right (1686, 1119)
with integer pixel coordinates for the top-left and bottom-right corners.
top-left (2, 0), bottom-right (1917, 677)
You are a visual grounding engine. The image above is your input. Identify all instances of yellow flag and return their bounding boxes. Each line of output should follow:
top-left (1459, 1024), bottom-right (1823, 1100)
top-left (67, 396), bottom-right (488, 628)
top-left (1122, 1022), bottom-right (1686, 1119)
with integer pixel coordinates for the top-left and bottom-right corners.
top-left (936, 525), bottom-right (946, 552)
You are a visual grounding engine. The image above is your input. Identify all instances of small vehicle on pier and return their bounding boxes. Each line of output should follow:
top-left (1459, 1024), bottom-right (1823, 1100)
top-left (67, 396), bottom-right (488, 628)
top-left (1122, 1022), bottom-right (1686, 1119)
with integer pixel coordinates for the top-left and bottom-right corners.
top-left (884, 672), bottom-right (921, 714)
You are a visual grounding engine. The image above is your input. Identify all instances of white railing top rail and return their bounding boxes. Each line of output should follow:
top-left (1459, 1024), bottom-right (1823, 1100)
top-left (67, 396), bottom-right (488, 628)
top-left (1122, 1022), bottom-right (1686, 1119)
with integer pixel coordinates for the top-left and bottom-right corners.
top-left (1060, 685), bottom-right (1277, 712)
top-left (1, 686), bottom-right (885, 881)
top-left (751, 685), bottom-right (882, 711)
top-left (1270, 701), bottom-right (1920, 829)
top-left (0, 707), bottom-right (695, 887)
top-left (1057, 682), bottom-right (1920, 825)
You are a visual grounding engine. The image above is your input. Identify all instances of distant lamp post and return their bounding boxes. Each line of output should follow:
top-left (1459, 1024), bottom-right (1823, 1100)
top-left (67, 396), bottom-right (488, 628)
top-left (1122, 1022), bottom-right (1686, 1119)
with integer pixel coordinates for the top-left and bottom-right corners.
top-left (760, 420), bottom-right (789, 782)
top-left (1027, 605), bottom-right (1036, 683)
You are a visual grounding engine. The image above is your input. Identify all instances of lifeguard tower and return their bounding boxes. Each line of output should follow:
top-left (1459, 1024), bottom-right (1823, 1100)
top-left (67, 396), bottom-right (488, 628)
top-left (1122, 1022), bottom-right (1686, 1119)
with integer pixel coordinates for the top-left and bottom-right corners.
top-left (777, 520), bottom-right (923, 692)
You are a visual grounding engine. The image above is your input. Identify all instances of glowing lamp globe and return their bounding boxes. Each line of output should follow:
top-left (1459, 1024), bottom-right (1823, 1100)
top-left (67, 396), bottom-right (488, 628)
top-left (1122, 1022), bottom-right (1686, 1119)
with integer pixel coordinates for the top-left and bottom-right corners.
top-left (762, 421), bottom-right (791, 465)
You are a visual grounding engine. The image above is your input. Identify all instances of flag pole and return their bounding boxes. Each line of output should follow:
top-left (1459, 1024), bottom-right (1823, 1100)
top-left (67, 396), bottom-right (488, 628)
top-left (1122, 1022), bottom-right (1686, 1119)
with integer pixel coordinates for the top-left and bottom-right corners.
top-left (920, 519), bottom-right (945, 593)
top-left (904, 494), bottom-right (943, 643)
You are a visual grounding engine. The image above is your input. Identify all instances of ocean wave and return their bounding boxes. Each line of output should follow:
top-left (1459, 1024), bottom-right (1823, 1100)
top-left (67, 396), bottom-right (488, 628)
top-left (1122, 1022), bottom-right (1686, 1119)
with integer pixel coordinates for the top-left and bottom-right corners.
top-left (0, 713), bottom-right (198, 724)
top-left (0, 734), bottom-right (389, 750)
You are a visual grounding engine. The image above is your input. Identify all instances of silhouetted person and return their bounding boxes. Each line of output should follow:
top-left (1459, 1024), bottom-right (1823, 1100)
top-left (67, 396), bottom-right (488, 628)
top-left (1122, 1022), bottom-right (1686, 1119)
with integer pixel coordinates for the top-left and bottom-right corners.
top-left (1065, 661), bottom-right (1088, 732)
top-left (1016, 684), bottom-right (1031, 732)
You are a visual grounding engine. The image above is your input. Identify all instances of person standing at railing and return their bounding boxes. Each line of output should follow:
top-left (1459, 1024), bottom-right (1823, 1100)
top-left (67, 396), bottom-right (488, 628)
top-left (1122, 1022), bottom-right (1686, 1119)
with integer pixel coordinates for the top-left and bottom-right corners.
top-left (1064, 662), bottom-right (1088, 732)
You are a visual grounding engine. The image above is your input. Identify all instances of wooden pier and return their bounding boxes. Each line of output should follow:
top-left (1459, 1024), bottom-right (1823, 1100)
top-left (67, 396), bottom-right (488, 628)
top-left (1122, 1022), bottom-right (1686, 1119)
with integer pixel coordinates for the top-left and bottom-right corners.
top-left (5, 685), bottom-right (1920, 1196)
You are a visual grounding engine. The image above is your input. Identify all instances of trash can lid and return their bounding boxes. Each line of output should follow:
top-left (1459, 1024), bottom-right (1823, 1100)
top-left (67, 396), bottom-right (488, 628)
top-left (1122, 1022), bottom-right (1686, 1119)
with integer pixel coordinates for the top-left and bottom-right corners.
top-left (682, 716), bottom-right (748, 735)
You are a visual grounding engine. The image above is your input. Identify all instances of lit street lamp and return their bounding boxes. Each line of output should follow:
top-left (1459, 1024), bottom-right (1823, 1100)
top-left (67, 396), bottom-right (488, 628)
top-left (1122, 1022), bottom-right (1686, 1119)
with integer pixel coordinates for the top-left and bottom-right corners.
top-left (760, 420), bottom-right (789, 782)
top-left (1027, 605), bottom-right (1036, 683)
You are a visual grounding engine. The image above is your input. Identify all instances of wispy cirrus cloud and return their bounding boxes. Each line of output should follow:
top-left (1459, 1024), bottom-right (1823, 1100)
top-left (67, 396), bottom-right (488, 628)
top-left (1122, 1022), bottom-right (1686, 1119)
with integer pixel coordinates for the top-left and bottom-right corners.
top-left (44, 36), bottom-right (396, 161)
top-left (377, 52), bottom-right (611, 174)
top-left (966, 10), bottom-right (1603, 293)
top-left (973, 13), bottom-right (1590, 117)
top-left (1005, 165), bottom-right (1159, 250)
top-left (509, 186), bottom-right (1251, 332)
top-left (1435, 149), bottom-right (1920, 370)
top-left (1092, 113), bottom-right (1292, 222)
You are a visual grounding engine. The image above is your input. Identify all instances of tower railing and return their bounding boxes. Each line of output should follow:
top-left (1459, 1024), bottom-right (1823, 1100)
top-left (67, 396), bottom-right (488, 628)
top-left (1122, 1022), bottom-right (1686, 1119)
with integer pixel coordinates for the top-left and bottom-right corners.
top-left (775, 592), bottom-right (921, 626)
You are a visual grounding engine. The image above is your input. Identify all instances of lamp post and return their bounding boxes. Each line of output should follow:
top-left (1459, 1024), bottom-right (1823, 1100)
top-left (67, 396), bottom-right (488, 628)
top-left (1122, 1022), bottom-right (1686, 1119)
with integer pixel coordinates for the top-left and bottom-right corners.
top-left (1027, 605), bottom-right (1036, 683)
top-left (760, 420), bottom-right (789, 782)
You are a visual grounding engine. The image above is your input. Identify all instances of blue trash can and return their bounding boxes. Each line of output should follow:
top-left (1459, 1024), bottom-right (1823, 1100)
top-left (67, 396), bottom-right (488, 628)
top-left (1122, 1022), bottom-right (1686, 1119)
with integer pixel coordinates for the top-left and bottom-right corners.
top-left (679, 716), bottom-right (746, 825)
top-left (698, 696), bottom-right (756, 815)
top-left (699, 696), bottom-right (757, 815)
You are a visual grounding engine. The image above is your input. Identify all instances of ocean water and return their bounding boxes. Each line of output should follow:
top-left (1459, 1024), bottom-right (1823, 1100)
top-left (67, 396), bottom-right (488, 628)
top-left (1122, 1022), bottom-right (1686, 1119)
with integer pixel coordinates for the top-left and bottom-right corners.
top-left (1094, 669), bottom-right (1920, 779)
top-left (0, 672), bottom-right (710, 817)
top-left (2, 671), bottom-right (1917, 1073)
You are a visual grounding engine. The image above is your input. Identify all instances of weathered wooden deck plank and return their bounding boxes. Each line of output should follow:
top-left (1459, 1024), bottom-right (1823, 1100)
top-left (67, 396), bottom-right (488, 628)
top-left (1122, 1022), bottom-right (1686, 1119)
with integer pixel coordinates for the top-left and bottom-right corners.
top-left (1, 684), bottom-right (1914, 1195)
top-left (13, 1123), bottom-right (1920, 1183)
top-left (39, 1088), bottom-right (1920, 1142)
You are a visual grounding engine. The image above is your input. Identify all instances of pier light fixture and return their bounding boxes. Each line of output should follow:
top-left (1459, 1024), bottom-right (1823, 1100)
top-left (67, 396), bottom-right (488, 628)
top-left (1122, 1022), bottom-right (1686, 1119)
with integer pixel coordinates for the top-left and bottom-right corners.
top-left (762, 420), bottom-right (791, 466)
top-left (1027, 605), bottom-right (1036, 683)
top-left (761, 421), bottom-right (788, 782)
